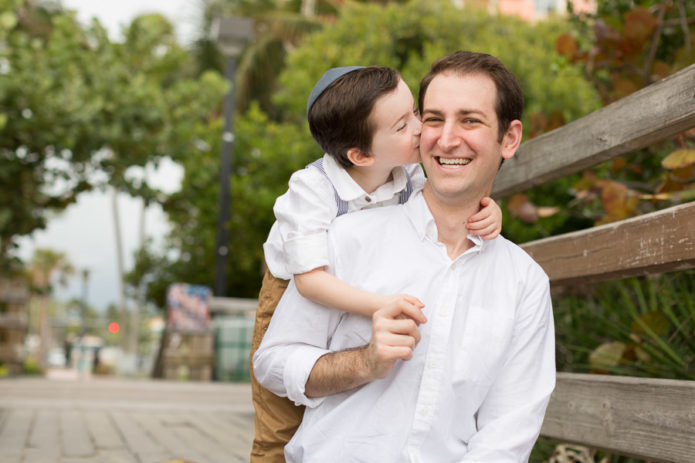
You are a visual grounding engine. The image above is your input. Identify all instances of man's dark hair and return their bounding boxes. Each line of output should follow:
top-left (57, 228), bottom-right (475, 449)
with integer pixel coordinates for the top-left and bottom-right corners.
top-left (418, 51), bottom-right (523, 142)
top-left (309, 66), bottom-right (400, 168)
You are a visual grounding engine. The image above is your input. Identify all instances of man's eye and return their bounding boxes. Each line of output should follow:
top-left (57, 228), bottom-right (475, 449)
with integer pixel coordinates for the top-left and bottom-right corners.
top-left (463, 118), bottom-right (480, 124)
top-left (422, 117), bottom-right (441, 124)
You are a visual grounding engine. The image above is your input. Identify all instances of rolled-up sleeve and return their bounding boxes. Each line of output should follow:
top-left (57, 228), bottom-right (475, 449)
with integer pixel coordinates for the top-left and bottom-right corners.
top-left (273, 168), bottom-right (337, 276)
top-left (463, 265), bottom-right (556, 462)
top-left (252, 278), bottom-right (344, 408)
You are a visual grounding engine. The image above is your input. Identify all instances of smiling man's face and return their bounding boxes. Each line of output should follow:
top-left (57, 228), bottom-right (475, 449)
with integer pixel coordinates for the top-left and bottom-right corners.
top-left (419, 71), bottom-right (519, 207)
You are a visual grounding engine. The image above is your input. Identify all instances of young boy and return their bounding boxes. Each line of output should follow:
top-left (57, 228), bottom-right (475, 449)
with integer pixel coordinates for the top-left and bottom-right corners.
top-left (250, 66), bottom-right (502, 462)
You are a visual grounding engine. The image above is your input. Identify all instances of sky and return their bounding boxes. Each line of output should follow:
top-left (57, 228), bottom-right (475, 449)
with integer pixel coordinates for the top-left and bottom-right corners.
top-left (17, 0), bottom-right (201, 311)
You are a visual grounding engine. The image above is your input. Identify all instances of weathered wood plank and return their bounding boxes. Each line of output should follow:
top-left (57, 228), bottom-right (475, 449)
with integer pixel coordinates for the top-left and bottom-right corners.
top-left (129, 411), bottom-right (210, 463)
top-left (194, 412), bottom-right (253, 461)
top-left (521, 202), bottom-right (695, 285)
top-left (542, 373), bottom-right (695, 463)
top-left (492, 64), bottom-right (695, 198)
top-left (27, 409), bottom-right (60, 456)
top-left (84, 410), bottom-right (125, 449)
top-left (0, 408), bottom-right (33, 462)
top-left (60, 410), bottom-right (95, 458)
top-left (97, 449), bottom-right (139, 463)
top-left (162, 413), bottom-right (238, 463)
top-left (110, 411), bottom-right (172, 462)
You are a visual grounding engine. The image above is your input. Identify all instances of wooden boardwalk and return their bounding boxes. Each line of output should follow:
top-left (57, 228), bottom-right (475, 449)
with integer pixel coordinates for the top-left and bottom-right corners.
top-left (0, 375), bottom-right (254, 463)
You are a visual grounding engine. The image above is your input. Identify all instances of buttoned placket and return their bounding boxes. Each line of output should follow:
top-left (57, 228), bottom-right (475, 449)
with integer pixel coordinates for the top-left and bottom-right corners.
top-left (406, 244), bottom-right (478, 459)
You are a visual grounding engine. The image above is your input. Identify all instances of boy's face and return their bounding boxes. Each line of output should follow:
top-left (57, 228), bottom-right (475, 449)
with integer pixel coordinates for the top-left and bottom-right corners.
top-left (366, 79), bottom-right (422, 171)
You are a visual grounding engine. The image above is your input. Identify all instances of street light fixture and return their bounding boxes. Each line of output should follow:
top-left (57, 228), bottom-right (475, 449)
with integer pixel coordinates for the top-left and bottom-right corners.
top-left (211, 17), bottom-right (254, 297)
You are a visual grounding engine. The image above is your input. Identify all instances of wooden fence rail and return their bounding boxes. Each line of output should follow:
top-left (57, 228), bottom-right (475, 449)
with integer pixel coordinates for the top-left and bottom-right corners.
top-left (522, 201), bottom-right (695, 285)
top-left (494, 64), bottom-right (695, 462)
top-left (543, 373), bottom-right (695, 463)
top-left (492, 63), bottom-right (695, 198)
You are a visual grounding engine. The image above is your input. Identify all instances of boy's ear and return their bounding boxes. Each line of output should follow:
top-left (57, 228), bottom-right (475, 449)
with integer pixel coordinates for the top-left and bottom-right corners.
top-left (347, 147), bottom-right (374, 167)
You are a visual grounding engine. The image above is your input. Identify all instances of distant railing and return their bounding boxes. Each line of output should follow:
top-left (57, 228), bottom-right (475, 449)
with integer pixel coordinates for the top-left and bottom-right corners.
top-left (492, 64), bottom-right (695, 462)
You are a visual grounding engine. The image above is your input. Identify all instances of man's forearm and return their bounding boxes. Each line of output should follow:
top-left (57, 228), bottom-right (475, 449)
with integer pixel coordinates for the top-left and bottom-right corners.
top-left (304, 299), bottom-right (424, 398)
top-left (304, 346), bottom-right (374, 398)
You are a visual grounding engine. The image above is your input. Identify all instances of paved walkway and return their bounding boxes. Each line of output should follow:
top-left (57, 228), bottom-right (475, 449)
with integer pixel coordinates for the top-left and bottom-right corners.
top-left (0, 374), bottom-right (254, 463)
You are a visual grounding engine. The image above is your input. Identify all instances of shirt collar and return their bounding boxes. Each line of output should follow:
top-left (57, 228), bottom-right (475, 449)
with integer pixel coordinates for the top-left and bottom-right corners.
top-left (405, 190), bottom-right (486, 252)
top-left (322, 154), bottom-right (409, 202)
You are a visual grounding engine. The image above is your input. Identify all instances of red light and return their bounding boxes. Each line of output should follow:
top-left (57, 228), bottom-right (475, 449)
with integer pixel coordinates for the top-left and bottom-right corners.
top-left (108, 322), bottom-right (120, 334)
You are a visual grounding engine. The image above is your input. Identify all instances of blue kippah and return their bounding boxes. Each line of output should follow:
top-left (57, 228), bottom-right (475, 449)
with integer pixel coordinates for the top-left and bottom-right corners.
top-left (306, 66), bottom-right (365, 119)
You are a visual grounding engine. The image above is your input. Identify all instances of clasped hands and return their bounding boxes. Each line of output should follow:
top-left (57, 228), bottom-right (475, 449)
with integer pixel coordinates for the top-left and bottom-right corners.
top-left (366, 294), bottom-right (426, 380)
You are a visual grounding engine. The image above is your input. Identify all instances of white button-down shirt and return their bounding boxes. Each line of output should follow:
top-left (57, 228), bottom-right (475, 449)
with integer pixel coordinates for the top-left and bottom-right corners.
top-left (263, 153), bottom-right (426, 279)
top-left (254, 191), bottom-right (555, 462)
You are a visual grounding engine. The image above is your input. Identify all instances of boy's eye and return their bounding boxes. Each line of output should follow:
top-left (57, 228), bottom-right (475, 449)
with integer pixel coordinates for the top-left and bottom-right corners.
top-left (396, 123), bottom-right (407, 131)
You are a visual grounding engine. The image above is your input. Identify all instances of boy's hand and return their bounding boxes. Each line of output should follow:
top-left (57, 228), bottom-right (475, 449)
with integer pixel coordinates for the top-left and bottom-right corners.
top-left (367, 297), bottom-right (424, 379)
top-left (379, 294), bottom-right (426, 324)
top-left (467, 196), bottom-right (502, 240)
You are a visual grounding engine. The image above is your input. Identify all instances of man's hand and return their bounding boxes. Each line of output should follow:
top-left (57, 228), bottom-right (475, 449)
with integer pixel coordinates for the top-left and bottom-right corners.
top-left (304, 297), bottom-right (425, 398)
top-left (367, 297), bottom-right (426, 379)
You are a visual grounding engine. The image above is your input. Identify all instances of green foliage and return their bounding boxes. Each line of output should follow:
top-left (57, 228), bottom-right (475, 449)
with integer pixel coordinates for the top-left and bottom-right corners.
top-left (276, 0), bottom-right (599, 129)
top-left (554, 271), bottom-right (695, 380)
top-left (535, 0), bottom-right (695, 238)
top-left (135, 0), bottom-right (599, 303)
top-left (22, 358), bottom-right (43, 375)
top-left (0, 1), bottom-right (227, 266)
top-left (193, 0), bottom-right (328, 117)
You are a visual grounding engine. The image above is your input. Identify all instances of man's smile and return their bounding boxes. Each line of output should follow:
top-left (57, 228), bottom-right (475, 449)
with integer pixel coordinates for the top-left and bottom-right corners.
top-left (435, 156), bottom-right (472, 168)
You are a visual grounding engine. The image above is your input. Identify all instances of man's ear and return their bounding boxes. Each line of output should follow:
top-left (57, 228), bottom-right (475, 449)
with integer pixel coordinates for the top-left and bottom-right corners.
top-left (501, 120), bottom-right (523, 160)
top-left (347, 147), bottom-right (375, 167)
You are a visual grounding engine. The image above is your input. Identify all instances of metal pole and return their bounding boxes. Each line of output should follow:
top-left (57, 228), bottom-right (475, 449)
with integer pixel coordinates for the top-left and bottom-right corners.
top-left (214, 54), bottom-right (237, 297)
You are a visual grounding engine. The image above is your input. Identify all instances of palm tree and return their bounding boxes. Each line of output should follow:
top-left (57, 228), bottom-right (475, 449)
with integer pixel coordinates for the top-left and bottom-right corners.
top-left (28, 248), bottom-right (74, 368)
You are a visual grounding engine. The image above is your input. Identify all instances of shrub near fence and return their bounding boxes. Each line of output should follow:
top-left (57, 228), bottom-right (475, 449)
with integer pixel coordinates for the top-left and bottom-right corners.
top-left (492, 64), bottom-right (695, 462)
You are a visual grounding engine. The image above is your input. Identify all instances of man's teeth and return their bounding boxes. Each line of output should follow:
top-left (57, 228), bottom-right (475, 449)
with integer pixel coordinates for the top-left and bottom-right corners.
top-left (438, 157), bottom-right (471, 167)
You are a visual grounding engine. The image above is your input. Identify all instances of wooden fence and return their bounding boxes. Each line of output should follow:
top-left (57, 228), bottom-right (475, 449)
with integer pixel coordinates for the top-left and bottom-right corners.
top-left (492, 63), bottom-right (695, 462)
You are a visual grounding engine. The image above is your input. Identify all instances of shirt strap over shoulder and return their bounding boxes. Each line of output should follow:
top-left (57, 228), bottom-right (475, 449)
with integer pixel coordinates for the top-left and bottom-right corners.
top-left (398, 166), bottom-right (413, 204)
top-left (308, 158), bottom-right (349, 217)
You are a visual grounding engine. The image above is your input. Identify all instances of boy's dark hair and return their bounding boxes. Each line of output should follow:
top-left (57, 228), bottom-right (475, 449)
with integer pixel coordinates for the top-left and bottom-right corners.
top-left (308, 66), bottom-right (400, 169)
top-left (418, 51), bottom-right (523, 143)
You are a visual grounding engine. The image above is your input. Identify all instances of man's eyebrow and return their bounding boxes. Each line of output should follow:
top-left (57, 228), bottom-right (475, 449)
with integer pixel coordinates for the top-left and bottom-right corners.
top-left (457, 109), bottom-right (486, 117)
top-left (421, 108), bottom-right (486, 118)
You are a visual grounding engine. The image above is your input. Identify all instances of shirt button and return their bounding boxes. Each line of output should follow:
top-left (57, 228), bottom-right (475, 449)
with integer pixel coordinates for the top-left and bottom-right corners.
top-left (419, 407), bottom-right (429, 417)
top-left (429, 360), bottom-right (439, 369)
top-left (365, 196), bottom-right (372, 203)
top-left (439, 308), bottom-right (450, 317)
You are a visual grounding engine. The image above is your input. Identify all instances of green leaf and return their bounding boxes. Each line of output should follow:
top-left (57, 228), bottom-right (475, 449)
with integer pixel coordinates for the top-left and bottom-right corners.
top-left (631, 311), bottom-right (669, 338)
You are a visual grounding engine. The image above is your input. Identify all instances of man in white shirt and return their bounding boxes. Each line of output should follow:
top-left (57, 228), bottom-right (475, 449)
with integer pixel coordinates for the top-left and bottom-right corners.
top-left (254, 50), bottom-right (556, 462)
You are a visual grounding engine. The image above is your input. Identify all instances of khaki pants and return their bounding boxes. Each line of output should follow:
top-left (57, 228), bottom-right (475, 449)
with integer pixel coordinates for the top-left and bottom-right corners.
top-left (249, 270), bottom-right (305, 462)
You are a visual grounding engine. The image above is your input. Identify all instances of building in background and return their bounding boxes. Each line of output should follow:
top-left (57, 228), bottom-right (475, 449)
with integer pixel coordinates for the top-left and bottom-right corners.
top-left (487, 0), bottom-right (596, 22)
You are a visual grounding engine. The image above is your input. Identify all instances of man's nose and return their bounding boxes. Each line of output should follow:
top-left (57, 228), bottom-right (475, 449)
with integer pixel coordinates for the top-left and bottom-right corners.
top-left (437, 122), bottom-right (460, 151)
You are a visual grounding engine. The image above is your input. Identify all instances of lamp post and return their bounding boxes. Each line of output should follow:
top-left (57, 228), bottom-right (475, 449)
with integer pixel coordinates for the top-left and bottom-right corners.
top-left (211, 17), bottom-right (253, 297)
